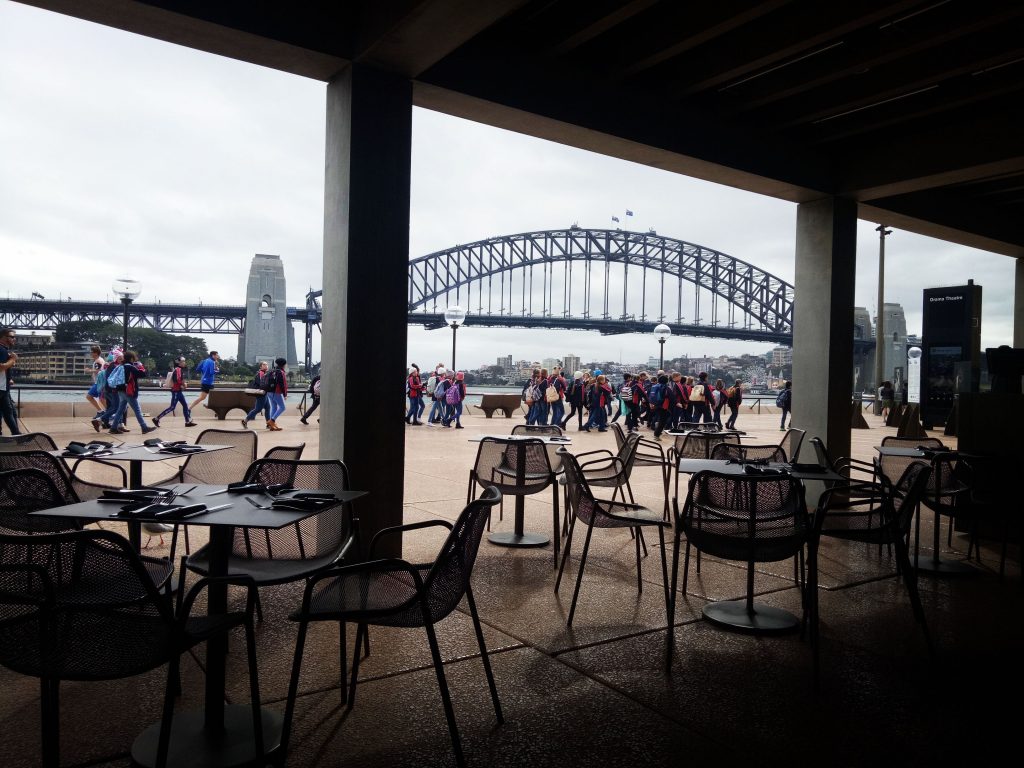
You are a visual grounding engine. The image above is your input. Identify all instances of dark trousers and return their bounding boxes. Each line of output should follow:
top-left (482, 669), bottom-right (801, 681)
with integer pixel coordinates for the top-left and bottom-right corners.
top-left (0, 389), bottom-right (19, 435)
top-left (726, 404), bottom-right (739, 429)
top-left (302, 396), bottom-right (320, 421)
top-left (157, 390), bottom-right (191, 422)
top-left (780, 407), bottom-right (790, 429)
top-left (624, 403), bottom-right (639, 431)
top-left (561, 402), bottom-right (584, 430)
top-left (652, 408), bottom-right (670, 436)
top-left (692, 401), bottom-right (712, 423)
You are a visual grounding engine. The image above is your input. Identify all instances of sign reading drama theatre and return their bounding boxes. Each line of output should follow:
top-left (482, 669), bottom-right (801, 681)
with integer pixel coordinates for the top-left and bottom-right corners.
top-left (920, 282), bottom-right (982, 428)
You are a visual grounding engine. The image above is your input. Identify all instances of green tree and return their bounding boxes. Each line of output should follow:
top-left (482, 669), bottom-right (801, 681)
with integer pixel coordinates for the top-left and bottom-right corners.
top-left (55, 321), bottom-right (208, 374)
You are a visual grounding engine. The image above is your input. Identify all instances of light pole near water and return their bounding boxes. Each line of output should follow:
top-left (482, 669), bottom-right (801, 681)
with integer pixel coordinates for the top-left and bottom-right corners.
top-left (654, 323), bottom-right (671, 370)
top-left (445, 305), bottom-right (466, 372)
top-left (111, 277), bottom-right (142, 352)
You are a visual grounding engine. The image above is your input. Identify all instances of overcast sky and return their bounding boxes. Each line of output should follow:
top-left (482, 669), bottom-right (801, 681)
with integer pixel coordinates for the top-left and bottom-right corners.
top-left (1, 1), bottom-right (1017, 371)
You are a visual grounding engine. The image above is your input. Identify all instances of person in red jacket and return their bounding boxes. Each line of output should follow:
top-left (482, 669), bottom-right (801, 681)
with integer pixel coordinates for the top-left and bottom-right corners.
top-left (109, 351), bottom-right (155, 434)
top-left (154, 356), bottom-right (197, 427)
top-left (405, 365), bottom-right (424, 425)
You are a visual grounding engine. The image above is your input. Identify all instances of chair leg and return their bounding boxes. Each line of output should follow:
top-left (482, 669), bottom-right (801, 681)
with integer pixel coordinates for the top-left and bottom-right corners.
top-left (40, 678), bottom-right (59, 768)
top-left (634, 526), bottom-right (643, 596)
top-left (348, 624), bottom-right (367, 708)
top-left (338, 621), bottom-right (348, 701)
top-left (280, 618), bottom-right (309, 757)
top-left (683, 540), bottom-right (692, 593)
top-left (666, 526), bottom-right (684, 674)
top-left (552, 481), bottom-right (560, 568)
top-left (254, 590), bottom-right (264, 623)
top-left (156, 658), bottom-right (178, 768)
top-left (423, 616), bottom-right (466, 768)
top-left (465, 585), bottom-right (503, 724)
top-left (638, 527), bottom-right (648, 557)
top-left (895, 536), bottom-right (934, 656)
top-left (555, 514), bottom-right (577, 594)
top-left (567, 520), bottom-right (597, 627)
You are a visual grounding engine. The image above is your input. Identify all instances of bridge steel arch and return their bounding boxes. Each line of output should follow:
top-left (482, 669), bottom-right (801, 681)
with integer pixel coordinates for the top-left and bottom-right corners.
top-left (408, 228), bottom-right (794, 340)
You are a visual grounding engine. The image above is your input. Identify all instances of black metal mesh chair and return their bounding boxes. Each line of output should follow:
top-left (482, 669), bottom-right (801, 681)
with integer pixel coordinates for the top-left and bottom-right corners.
top-left (811, 461), bottom-right (935, 661)
top-left (668, 471), bottom-right (811, 669)
top-left (280, 487), bottom-right (504, 768)
top-left (0, 529), bottom-right (262, 768)
top-left (556, 450), bottom-right (670, 627)
top-left (0, 433), bottom-right (58, 452)
top-left (183, 459), bottom-right (356, 619)
top-left (0, 468), bottom-right (80, 534)
top-left (669, 431), bottom-right (740, 463)
top-left (0, 449), bottom-right (126, 503)
top-left (808, 436), bottom-right (877, 489)
top-left (262, 443), bottom-right (305, 461)
top-left (780, 428), bottom-right (806, 462)
top-left (709, 443), bottom-right (787, 462)
top-left (153, 428), bottom-right (257, 555)
top-left (466, 436), bottom-right (559, 562)
top-left (959, 453), bottom-right (1022, 578)
top-left (880, 436), bottom-right (945, 450)
top-left (611, 422), bottom-right (671, 519)
top-left (151, 428), bottom-right (257, 487)
top-left (576, 432), bottom-right (642, 502)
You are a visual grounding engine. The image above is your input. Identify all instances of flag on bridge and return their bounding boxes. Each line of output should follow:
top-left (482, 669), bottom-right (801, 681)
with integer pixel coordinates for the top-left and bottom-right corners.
top-left (611, 216), bottom-right (620, 223)
top-left (625, 209), bottom-right (634, 216)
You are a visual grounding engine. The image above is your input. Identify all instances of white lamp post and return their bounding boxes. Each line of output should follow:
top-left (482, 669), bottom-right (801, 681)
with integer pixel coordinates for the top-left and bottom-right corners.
top-left (111, 277), bottom-right (142, 351)
top-left (654, 323), bottom-right (671, 370)
top-left (445, 305), bottom-right (467, 372)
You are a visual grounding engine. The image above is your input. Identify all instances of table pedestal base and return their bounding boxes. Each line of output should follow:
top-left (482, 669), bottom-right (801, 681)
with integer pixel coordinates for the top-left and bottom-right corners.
top-left (916, 557), bottom-right (978, 576)
top-left (488, 531), bottom-right (550, 548)
top-left (131, 705), bottom-right (282, 768)
top-left (703, 600), bottom-right (801, 635)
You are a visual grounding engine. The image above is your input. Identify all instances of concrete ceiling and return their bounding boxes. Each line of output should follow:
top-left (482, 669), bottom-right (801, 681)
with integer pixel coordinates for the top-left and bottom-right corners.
top-left (19, 0), bottom-right (1024, 256)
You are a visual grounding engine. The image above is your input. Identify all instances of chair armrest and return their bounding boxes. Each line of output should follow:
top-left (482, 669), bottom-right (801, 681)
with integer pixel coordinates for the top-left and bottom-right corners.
top-left (297, 557), bottom-right (424, 616)
top-left (637, 437), bottom-right (665, 457)
top-left (573, 448), bottom-right (613, 461)
top-left (369, 519), bottom-right (453, 558)
top-left (177, 565), bottom-right (260, 626)
top-left (69, 458), bottom-right (129, 488)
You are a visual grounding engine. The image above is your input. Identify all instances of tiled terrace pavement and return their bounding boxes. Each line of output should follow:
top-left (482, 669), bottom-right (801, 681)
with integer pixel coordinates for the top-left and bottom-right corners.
top-left (2, 401), bottom-right (1021, 767)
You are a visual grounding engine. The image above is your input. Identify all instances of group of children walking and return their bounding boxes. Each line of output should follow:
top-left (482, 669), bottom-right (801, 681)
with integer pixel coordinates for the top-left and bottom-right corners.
top-left (405, 364), bottom-right (467, 428)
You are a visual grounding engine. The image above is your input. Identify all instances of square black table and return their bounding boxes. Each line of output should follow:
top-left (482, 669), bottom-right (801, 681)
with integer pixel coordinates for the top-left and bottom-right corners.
top-left (30, 482), bottom-right (367, 768)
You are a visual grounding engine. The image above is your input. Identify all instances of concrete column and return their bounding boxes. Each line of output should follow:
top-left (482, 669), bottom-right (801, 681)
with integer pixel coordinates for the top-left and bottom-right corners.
top-left (1016, 258), bottom-right (1024, 348)
top-left (792, 197), bottom-right (858, 469)
top-left (320, 64), bottom-right (412, 557)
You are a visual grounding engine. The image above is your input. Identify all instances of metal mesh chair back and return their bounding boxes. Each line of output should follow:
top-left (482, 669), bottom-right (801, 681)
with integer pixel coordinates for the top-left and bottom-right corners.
top-left (682, 471), bottom-right (808, 563)
top-left (304, 487), bottom-right (502, 628)
top-left (512, 425), bottom-right (564, 470)
top-left (0, 468), bottom-right (76, 534)
top-left (0, 450), bottom-right (79, 503)
top-left (817, 461), bottom-right (931, 540)
top-left (0, 529), bottom-right (171, 680)
top-left (0, 433), bottom-right (58, 452)
top-left (511, 424), bottom-right (563, 436)
top-left (181, 429), bottom-right (257, 485)
top-left (676, 432), bottom-right (740, 460)
top-left (612, 423), bottom-right (666, 469)
top-left (709, 443), bottom-right (787, 462)
top-left (779, 428), bottom-right (806, 462)
top-left (263, 443), bottom-right (305, 461)
top-left (880, 436), bottom-right (945, 449)
top-left (471, 437), bottom-right (553, 497)
top-left (560, 451), bottom-right (632, 529)
top-left (236, 459), bottom-right (352, 561)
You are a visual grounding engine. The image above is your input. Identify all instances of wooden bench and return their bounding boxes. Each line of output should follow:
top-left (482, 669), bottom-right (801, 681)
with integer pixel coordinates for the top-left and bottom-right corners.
top-left (478, 393), bottom-right (524, 419)
top-left (203, 389), bottom-right (259, 420)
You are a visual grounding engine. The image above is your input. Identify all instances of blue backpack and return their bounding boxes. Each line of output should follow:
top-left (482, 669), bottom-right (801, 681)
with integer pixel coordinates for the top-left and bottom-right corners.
top-left (106, 364), bottom-right (125, 388)
top-left (649, 383), bottom-right (662, 407)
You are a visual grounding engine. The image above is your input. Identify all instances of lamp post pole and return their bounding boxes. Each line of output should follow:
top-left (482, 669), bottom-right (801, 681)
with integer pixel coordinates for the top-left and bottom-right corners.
top-left (444, 305), bottom-right (466, 373)
top-left (874, 226), bottom-right (892, 414)
top-left (121, 297), bottom-right (132, 352)
top-left (654, 323), bottom-right (671, 371)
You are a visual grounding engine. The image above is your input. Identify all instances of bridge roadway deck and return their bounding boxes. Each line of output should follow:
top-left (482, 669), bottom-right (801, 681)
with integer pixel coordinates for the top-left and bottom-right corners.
top-left (3, 404), bottom-right (1019, 768)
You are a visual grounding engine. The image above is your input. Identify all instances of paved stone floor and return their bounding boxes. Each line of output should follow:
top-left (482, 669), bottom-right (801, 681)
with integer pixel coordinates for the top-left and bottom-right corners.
top-left (1, 400), bottom-right (1021, 767)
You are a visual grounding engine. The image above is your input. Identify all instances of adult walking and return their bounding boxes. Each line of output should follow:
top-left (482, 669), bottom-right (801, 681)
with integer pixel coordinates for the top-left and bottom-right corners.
top-left (300, 373), bottom-right (320, 425)
top-left (878, 380), bottom-right (894, 421)
top-left (265, 357), bottom-right (288, 431)
top-left (154, 357), bottom-right (197, 427)
top-left (711, 378), bottom-right (726, 427)
top-left (560, 371), bottom-right (586, 430)
top-left (777, 380), bottom-right (792, 431)
top-left (427, 367), bottom-right (447, 425)
top-left (405, 366), bottom-right (424, 425)
top-left (189, 350), bottom-right (220, 414)
top-left (725, 378), bottom-right (743, 430)
top-left (690, 371), bottom-right (713, 424)
top-left (0, 327), bottom-right (20, 435)
top-left (241, 361), bottom-right (271, 429)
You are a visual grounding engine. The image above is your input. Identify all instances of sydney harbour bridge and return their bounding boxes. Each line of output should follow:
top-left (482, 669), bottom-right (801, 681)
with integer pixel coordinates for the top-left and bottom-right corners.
top-left (0, 228), bottom-right (858, 369)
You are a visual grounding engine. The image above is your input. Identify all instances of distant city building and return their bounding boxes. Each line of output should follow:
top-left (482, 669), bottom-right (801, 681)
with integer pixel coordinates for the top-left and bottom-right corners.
top-left (772, 346), bottom-right (792, 366)
top-left (497, 355), bottom-right (512, 373)
top-left (238, 254), bottom-right (297, 367)
top-left (563, 354), bottom-right (581, 375)
top-left (16, 343), bottom-right (94, 380)
top-left (541, 357), bottom-right (561, 371)
top-left (853, 307), bottom-right (872, 341)
top-left (647, 357), bottom-right (661, 370)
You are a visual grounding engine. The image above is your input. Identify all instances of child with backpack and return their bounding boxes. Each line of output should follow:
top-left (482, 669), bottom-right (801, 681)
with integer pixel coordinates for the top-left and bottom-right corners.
top-left (725, 378), bottom-right (743, 430)
top-left (711, 378), bottom-right (726, 427)
top-left (560, 371), bottom-right (586, 430)
top-left (109, 350), bottom-right (156, 435)
top-left (650, 374), bottom-right (672, 438)
top-left (442, 371), bottom-right (466, 428)
top-left (777, 380), bottom-right (792, 431)
top-left (582, 375), bottom-right (613, 432)
top-left (300, 374), bottom-right (321, 425)
top-left (690, 371), bottom-right (713, 424)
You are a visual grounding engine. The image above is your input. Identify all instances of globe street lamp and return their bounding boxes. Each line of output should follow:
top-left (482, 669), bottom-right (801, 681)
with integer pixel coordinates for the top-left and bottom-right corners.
top-left (444, 305), bottom-right (467, 372)
top-left (111, 277), bottom-right (142, 352)
top-left (654, 323), bottom-right (671, 370)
